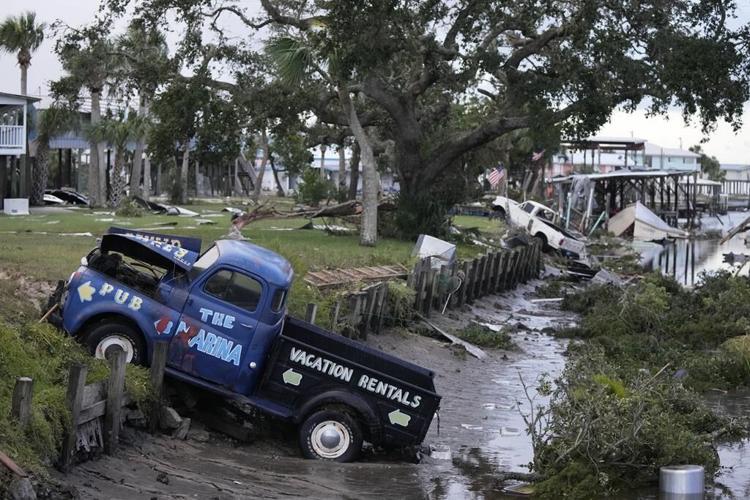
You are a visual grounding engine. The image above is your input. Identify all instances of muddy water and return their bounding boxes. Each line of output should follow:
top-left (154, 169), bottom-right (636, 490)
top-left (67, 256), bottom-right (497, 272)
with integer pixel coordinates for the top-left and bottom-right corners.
top-left (376, 285), bottom-right (575, 498)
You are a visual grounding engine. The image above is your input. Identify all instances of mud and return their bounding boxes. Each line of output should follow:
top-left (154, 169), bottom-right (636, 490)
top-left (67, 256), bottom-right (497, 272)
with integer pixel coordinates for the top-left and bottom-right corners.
top-left (51, 281), bottom-right (575, 499)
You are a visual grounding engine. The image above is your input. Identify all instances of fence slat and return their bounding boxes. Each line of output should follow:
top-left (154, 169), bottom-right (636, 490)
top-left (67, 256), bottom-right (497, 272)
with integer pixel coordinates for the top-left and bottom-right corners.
top-left (11, 377), bottom-right (33, 429)
top-left (104, 350), bottom-right (126, 455)
top-left (149, 342), bottom-right (169, 434)
top-left (60, 364), bottom-right (87, 471)
top-left (305, 303), bottom-right (318, 324)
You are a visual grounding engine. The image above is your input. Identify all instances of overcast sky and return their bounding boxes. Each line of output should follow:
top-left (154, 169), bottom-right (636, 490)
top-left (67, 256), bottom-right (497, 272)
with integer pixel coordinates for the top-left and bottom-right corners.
top-left (2, 0), bottom-right (750, 164)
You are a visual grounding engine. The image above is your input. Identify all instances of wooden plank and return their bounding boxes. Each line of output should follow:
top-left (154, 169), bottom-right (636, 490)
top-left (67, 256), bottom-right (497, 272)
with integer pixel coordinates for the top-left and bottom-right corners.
top-left (467, 259), bottom-right (478, 303)
top-left (423, 268), bottom-right (437, 316)
top-left (305, 303), bottom-right (318, 324)
top-left (330, 300), bottom-right (341, 329)
top-left (61, 364), bottom-right (87, 471)
top-left (82, 381), bottom-right (106, 409)
top-left (104, 349), bottom-right (126, 454)
top-left (375, 284), bottom-right (388, 334)
top-left (437, 264), bottom-right (449, 309)
top-left (11, 377), bottom-right (33, 428)
top-left (149, 342), bottom-right (169, 434)
top-left (413, 259), bottom-right (428, 310)
top-left (484, 253), bottom-right (494, 296)
top-left (494, 252), bottom-right (505, 292)
top-left (457, 260), bottom-right (470, 306)
top-left (0, 450), bottom-right (26, 478)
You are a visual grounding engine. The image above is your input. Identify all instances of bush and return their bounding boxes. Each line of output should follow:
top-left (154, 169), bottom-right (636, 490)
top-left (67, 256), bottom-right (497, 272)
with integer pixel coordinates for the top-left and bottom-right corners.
top-left (115, 198), bottom-right (145, 217)
top-left (456, 323), bottom-right (516, 349)
top-left (532, 345), bottom-right (743, 498)
top-left (386, 281), bottom-right (416, 326)
top-left (296, 167), bottom-right (335, 207)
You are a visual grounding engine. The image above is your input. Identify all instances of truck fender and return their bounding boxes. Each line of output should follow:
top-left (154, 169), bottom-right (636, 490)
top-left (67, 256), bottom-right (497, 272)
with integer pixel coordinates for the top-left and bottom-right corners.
top-left (295, 389), bottom-right (382, 444)
top-left (68, 304), bottom-right (154, 358)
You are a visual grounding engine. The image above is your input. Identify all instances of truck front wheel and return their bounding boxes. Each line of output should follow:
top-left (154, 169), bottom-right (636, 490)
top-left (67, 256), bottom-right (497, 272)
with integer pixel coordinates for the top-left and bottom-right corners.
top-left (83, 321), bottom-right (145, 365)
top-left (299, 409), bottom-right (363, 462)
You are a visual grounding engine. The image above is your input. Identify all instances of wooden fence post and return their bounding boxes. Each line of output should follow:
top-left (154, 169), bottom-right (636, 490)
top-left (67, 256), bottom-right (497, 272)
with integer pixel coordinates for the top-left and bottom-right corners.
top-left (11, 377), bottom-right (33, 428)
top-left (413, 259), bottom-right (428, 310)
top-left (457, 260), bottom-right (470, 307)
top-left (374, 283), bottom-right (388, 333)
top-left (149, 342), bottom-right (169, 434)
top-left (423, 268), bottom-right (437, 316)
top-left (104, 350), bottom-right (127, 455)
top-left (363, 286), bottom-right (378, 332)
top-left (494, 252), bottom-right (506, 292)
top-left (60, 364), bottom-right (87, 471)
top-left (474, 256), bottom-right (486, 299)
top-left (330, 300), bottom-right (341, 330)
top-left (305, 303), bottom-right (318, 325)
top-left (466, 259), bottom-right (477, 303)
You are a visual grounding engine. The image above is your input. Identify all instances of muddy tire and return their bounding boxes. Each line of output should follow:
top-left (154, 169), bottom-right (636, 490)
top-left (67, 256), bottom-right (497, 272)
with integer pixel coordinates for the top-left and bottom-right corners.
top-left (298, 409), bottom-right (363, 462)
top-left (83, 320), bottom-right (145, 365)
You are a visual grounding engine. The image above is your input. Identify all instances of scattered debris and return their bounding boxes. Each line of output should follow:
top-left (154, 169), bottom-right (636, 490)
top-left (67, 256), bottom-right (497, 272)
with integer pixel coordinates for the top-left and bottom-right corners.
top-left (720, 213), bottom-right (750, 245)
top-left (412, 234), bottom-right (457, 269)
top-left (590, 268), bottom-right (624, 286)
top-left (43, 193), bottom-right (65, 205)
top-left (304, 264), bottom-right (410, 288)
top-left (45, 188), bottom-right (89, 205)
top-left (417, 314), bottom-right (487, 359)
top-left (172, 417), bottom-right (191, 440)
top-left (160, 407), bottom-right (183, 430)
top-left (608, 201), bottom-right (689, 240)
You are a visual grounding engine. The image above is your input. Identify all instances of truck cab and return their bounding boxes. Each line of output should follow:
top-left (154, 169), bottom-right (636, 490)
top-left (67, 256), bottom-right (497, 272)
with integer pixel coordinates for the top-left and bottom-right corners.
top-left (56, 228), bottom-right (440, 462)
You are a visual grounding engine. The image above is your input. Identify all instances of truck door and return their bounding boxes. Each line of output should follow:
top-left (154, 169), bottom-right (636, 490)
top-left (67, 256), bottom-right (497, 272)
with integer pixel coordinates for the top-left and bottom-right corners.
top-left (168, 267), bottom-right (263, 391)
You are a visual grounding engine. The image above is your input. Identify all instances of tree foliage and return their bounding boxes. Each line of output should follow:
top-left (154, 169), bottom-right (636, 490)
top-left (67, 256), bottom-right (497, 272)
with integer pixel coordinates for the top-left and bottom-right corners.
top-left (689, 144), bottom-right (724, 181)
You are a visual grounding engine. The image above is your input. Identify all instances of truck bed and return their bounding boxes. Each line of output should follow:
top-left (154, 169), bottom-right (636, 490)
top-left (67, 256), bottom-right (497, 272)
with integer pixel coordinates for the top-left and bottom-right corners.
top-left (257, 317), bottom-right (441, 447)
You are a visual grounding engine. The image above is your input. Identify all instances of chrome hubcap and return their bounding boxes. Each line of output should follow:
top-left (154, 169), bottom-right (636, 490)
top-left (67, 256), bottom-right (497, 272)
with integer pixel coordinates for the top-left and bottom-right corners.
top-left (310, 420), bottom-right (349, 459)
top-left (95, 335), bottom-right (134, 363)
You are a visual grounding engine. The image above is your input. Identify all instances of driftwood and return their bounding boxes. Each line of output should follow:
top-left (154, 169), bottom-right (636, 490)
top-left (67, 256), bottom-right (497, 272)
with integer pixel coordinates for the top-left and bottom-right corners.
top-left (231, 203), bottom-right (285, 231)
top-left (720, 213), bottom-right (750, 245)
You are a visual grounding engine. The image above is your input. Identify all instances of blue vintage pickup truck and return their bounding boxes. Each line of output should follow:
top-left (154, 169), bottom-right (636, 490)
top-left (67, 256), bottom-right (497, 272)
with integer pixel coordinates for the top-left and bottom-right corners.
top-left (52, 228), bottom-right (440, 462)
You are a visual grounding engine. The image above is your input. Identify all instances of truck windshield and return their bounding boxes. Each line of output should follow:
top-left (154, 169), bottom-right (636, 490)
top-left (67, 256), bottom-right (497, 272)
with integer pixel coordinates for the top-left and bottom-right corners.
top-left (189, 245), bottom-right (219, 280)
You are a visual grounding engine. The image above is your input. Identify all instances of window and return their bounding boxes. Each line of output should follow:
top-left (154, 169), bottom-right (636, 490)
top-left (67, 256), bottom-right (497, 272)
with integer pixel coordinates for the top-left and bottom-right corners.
top-left (521, 203), bottom-right (535, 214)
top-left (271, 288), bottom-right (287, 312)
top-left (204, 269), bottom-right (262, 312)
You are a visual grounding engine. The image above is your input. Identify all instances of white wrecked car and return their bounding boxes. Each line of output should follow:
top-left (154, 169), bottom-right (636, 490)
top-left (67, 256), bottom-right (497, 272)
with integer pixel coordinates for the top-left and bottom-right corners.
top-left (492, 197), bottom-right (587, 259)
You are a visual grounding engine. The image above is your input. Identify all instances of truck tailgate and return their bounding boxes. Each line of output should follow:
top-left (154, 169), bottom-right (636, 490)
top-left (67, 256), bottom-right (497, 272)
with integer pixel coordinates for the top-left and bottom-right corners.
top-left (257, 317), bottom-right (440, 446)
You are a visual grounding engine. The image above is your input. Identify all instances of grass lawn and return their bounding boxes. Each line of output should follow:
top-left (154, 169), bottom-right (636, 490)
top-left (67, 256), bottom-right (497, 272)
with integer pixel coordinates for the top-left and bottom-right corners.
top-left (452, 214), bottom-right (505, 234)
top-left (0, 199), bottom-right (497, 324)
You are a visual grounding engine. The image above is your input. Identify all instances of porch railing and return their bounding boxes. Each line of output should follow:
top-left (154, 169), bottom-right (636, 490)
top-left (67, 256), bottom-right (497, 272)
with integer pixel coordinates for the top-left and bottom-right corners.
top-left (0, 125), bottom-right (24, 149)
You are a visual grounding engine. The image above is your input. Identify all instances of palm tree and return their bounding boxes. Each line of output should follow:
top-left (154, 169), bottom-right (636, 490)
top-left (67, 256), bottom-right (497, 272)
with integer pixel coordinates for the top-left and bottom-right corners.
top-left (0, 12), bottom-right (46, 94)
top-left (31, 105), bottom-right (77, 205)
top-left (88, 111), bottom-right (146, 208)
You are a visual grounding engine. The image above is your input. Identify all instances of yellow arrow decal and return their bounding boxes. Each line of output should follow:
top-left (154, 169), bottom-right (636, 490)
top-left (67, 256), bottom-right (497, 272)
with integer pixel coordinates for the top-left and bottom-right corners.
top-left (77, 281), bottom-right (96, 302)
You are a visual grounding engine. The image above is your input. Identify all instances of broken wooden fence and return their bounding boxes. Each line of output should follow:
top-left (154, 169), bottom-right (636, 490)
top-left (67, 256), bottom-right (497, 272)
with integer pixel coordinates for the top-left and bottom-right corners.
top-left (411, 240), bottom-right (543, 317)
top-left (6, 343), bottom-right (172, 471)
top-left (304, 281), bottom-right (390, 342)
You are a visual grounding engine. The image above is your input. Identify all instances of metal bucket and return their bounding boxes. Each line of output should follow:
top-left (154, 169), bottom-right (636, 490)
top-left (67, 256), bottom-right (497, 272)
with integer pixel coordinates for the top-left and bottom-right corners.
top-left (660, 465), bottom-right (704, 499)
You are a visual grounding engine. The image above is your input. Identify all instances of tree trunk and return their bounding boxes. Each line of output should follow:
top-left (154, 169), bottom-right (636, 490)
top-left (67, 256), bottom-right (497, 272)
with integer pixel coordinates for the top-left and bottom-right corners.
top-left (20, 64), bottom-right (28, 95)
top-left (348, 142), bottom-right (360, 201)
top-left (30, 141), bottom-right (48, 206)
top-left (155, 162), bottom-right (162, 195)
top-left (269, 156), bottom-right (285, 197)
top-left (88, 90), bottom-right (102, 207)
top-left (143, 154), bottom-right (151, 200)
top-left (195, 159), bottom-right (200, 197)
top-left (180, 141), bottom-right (190, 204)
top-left (338, 145), bottom-right (347, 195)
top-left (319, 144), bottom-right (327, 179)
top-left (129, 98), bottom-right (148, 197)
top-left (339, 89), bottom-right (377, 246)
top-left (110, 149), bottom-right (127, 208)
top-left (252, 130), bottom-right (269, 201)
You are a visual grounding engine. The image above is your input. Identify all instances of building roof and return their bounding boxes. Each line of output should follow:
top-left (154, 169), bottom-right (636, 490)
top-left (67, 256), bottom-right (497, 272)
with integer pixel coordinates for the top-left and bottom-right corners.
top-left (0, 91), bottom-right (41, 103)
top-left (551, 169), bottom-right (694, 184)
top-left (643, 143), bottom-right (700, 158)
top-left (720, 163), bottom-right (750, 172)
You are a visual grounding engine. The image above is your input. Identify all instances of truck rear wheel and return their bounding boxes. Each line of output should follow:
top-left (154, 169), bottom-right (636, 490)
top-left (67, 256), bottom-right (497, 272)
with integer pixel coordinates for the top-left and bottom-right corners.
top-left (83, 320), bottom-right (145, 365)
top-left (299, 409), bottom-right (363, 462)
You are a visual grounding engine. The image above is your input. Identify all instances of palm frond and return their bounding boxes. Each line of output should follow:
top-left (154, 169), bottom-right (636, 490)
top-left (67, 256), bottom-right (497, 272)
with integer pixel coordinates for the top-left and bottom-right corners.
top-left (265, 36), bottom-right (314, 86)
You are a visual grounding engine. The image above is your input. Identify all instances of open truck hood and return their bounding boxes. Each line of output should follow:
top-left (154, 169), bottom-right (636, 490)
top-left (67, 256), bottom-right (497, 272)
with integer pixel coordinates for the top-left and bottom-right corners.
top-left (100, 229), bottom-right (201, 271)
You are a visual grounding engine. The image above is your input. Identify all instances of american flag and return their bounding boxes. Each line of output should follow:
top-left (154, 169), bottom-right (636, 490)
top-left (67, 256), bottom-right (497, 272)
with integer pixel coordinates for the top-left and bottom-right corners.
top-left (488, 165), bottom-right (505, 188)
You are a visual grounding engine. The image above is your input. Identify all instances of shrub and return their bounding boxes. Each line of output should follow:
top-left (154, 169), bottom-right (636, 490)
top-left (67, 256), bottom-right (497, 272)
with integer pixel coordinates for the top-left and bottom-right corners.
top-left (296, 167), bottom-right (335, 207)
top-left (456, 323), bottom-right (516, 350)
top-left (115, 198), bottom-right (145, 217)
top-left (386, 281), bottom-right (416, 326)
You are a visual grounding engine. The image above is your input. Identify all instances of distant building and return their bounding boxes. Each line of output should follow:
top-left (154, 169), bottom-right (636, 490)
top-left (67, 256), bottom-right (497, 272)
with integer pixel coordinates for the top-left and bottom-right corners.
top-left (0, 91), bottom-right (41, 205)
top-left (720, 163), bottom-right (750, 182)
top-left (548, 136), bottom-right (700, 177)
